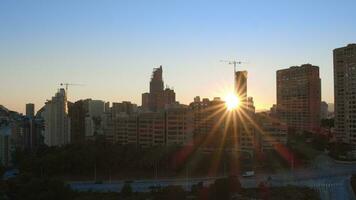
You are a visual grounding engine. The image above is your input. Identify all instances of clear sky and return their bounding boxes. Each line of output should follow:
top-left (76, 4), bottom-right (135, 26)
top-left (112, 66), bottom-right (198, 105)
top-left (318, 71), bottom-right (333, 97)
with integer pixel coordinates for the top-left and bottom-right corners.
top-left (1, 0), bottom-right (355, 113)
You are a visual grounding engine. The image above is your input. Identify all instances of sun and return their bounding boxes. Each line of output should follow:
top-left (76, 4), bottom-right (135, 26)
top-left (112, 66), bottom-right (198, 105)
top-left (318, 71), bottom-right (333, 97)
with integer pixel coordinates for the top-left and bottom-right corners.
top-left (224, 92), bottom-right (240, 111)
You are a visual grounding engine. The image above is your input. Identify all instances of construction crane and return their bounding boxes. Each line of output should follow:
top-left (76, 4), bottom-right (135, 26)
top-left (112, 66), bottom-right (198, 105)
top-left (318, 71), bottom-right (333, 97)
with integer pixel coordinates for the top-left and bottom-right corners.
top-left (60, 83), bottom-right (84, 92)
top-left (220, 60), bottom-right (248, 94)
top-left (220, 60), bottom-right (246, 73)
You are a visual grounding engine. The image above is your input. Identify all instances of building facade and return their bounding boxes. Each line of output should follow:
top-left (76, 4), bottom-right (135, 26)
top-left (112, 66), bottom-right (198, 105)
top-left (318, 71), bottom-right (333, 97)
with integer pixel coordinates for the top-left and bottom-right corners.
top-left (142, 66), bottom-right (176, 112)
top-left (43, 89), bottom-right (71, 146)
top-left (276, 64), bottom-right (321, 131)
top-left (320, 101), bottom-right (329, 119)
top-left (235, 71), bottom-right (248, 105)
top-left (334, 44), bottom-right (356, 144)
top-left (26, 103), bottom-right (35, 117)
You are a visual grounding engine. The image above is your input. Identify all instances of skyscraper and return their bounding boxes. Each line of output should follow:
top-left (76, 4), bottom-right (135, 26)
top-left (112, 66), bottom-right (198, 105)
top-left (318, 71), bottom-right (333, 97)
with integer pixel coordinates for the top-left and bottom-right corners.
top-left (68, 100), bottom-right (87, 143)
top-left (26, 103), bottom-right (35, 117)
top-left (235, 71), bottom-right (247, 104)
top-left (43, 88), bottom-right (71, 146)
top-left (150, 66), bottom-right (164, 93)
top-left (276, 64), bottom-right (321, 131)
top-left (142, 66), bottom-right (176, 111)
top-left (334, 44), bottom-right (356, 144)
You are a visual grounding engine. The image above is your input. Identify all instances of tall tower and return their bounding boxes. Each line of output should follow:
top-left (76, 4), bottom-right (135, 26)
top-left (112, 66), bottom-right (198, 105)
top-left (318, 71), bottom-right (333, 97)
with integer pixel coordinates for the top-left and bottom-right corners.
top-left (26, 103), bottom-right (35, 117)
top-left (142, 65), bottom-right (176, 112)
top-left (149, 66), bottom-right (164, 93)
top-left (334, 44), bottom-right (356, 144)
top-left (44, 88), bottom-right (71, 146)
top-left (235, 71), bottom-right (248, 104)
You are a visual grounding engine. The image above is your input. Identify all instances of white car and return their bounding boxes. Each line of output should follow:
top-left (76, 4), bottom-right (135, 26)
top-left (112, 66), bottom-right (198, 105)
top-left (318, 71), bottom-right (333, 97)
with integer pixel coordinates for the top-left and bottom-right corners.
top-left (241, 171), bottom-right (255, 177)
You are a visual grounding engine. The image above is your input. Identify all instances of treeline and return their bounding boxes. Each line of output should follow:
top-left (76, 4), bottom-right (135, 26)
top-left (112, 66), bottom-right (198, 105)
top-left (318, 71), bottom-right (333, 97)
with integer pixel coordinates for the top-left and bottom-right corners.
top-left (15, 139), bottom-right (246, 180)
top-left (0, 174), bottom-right (320, 200)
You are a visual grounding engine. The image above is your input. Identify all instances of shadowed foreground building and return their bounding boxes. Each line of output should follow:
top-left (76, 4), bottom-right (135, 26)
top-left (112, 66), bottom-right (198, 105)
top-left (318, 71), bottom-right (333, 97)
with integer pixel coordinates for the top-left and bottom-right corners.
top-left (334, 44), bottom-right (356, 145)
top-left (276, 64), bottom-right (321, 132)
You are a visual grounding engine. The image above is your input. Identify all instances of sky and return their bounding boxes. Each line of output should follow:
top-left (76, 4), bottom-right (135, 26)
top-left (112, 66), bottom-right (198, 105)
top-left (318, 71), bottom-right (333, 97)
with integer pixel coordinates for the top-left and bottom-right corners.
top-left (0, 0), bottom-right (355, 113)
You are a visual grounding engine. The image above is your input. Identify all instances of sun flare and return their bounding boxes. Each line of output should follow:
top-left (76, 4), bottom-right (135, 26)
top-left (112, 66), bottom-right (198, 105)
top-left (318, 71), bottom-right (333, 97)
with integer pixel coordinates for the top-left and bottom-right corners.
top-left (224, 92), bottom-right (240, 111)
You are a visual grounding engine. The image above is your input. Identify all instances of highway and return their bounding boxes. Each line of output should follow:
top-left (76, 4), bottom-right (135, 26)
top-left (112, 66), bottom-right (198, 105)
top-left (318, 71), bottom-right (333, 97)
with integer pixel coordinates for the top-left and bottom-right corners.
top-left (69, 154), bottom-right (356, 200)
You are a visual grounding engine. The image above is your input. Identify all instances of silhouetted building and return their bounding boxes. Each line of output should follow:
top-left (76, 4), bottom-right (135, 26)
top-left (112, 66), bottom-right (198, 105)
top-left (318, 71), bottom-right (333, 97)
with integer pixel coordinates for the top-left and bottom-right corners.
top-left (141, 93), bottom-right (150, 110)
top-left (235, 71), bottom-right (248, 104)
top-left (334, 44), bottom-right (356, 144)
top-left (320, 101), bottom-right (328, 119)
top-left (26, 103), bottom-right (35, 117)
top-left (190, 97), bottom-right (225, 148)
top-left (43, 88), bottom-right (71, 146)
top-left (142, 66), bottom-right (176, 111)
top-left (21, 117), bottom-right (44, 150)
top-left (270, 104), bottom-right (277, 116)
top-left (112, 101), bottom-right (135, 117)
top-left (68, 100), bottom-right (87, 143)
top-left (0, 126), bottom-right (12, 166)
top-left (276, 64), bottom-right (321, 131)
top-left (256, 113), bottom-right (287, 152)
top-left (247, 97), bottom-right (255, 113)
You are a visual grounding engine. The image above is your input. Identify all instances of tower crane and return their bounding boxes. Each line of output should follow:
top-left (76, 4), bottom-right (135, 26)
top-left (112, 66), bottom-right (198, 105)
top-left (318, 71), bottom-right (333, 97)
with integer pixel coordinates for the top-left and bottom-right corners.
top-left (220, 60), bottom-right (246, 73)
top-left (60, 83), bottom-right (84, 92)
top-left (220, 60), bottom-right (248, 94)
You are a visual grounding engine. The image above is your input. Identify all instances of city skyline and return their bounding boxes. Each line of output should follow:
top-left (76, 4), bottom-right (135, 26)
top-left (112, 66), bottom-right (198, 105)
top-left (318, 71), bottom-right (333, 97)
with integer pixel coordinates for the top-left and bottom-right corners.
top-left (1, 0), bottom-right (356, 113)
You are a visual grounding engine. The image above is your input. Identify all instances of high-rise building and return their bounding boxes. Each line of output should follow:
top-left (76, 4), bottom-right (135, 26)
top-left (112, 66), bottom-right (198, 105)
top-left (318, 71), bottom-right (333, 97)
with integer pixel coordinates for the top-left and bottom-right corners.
top-left (26, 103), bottom-right (35, 117)
top-left (68, 100), bottom-right (87, 143)
top-left (276, 64), bottom-right (321, 131)
top-left (142, 93), bottom-right (150, 110)
top-left (142, 66), bottom-right (176, 111)
top-left (190, 97), bottom-right (225, 148)
top-left (235, 71), bottom-right (248, 104)
top-left (43, 88), bottom-right (71, 146)
top-left (334, 44), bottom-right (356, 144)
top-left (21, 117), bottom-right (44, 150)
top-left (150, 66), bottom-right (164, 93)
top-left (0, 126), bottom-right (12, 166)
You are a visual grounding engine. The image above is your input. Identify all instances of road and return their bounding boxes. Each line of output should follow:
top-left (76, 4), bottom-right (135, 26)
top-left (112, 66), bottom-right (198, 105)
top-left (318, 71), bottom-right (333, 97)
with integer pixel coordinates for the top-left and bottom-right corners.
top-left (69, 154), bottom-right (356, 200)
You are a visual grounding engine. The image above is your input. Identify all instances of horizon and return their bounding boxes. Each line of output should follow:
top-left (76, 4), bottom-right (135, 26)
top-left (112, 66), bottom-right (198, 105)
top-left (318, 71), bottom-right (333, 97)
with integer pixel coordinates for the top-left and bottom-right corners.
top-left (1, 0), bottom-right (356, 113)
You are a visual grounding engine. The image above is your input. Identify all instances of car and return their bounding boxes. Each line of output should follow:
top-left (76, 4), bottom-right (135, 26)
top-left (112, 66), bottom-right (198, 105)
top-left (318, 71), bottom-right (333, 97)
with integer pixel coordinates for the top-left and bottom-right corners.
top-left (241, 171), bottom-right (255, 177)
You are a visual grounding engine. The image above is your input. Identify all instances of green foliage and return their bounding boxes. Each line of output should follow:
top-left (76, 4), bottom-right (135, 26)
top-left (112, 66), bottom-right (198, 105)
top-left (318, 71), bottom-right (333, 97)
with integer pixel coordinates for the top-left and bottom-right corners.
top-left (121, 182), bottom-right (133, 198)
top-left (150, 185), bottom-right (186, 200)
top-left (329, 142), bottom-right (353, 160)
top-left (351, 174), bottom-right (356, 195)
top-left (15, 141), bottom-right (182, 179)
top-left (0, 175), bottom-right (73, 200)
top-left (243, 185), bottom-right (320, 200)
top-left (287, 132), bottom-right (324, 162)
top-left (207, 176), bottom-right (242, 200)
top-left (321, 118), bottom-right (334, 128)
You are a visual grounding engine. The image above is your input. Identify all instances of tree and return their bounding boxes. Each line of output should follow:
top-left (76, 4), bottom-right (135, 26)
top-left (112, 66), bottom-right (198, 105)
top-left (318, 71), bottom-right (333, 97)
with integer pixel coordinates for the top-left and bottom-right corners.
top-left (121, 182), bottom-right (133, 198)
